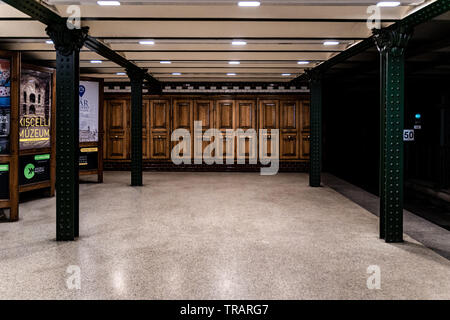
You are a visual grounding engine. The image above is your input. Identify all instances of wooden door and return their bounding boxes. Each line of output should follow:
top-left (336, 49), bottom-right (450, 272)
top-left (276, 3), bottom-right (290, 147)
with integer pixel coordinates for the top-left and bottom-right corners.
top-left (194, 100), bottom-right (214, 161)
top-left (259, 100), bottom-right (279, 130)
top-left (280, 100), bottom-right (299, 159)
top-left (300, 100), bottom-right (311, 159)
top-left (150, 99), bottom-right (170, 159)
top-left (236, 100), bottom-right (257, 161)
top-left (173, 100), bottom-right (193, 159)
top-left (142, 100), bottom-right (150, 160)
top-left (216, 100), bottom-right (235, 161)
top-left (259, 100), bottom-right (279, 159)
top-left (105, 99), bottom-right (129, 160)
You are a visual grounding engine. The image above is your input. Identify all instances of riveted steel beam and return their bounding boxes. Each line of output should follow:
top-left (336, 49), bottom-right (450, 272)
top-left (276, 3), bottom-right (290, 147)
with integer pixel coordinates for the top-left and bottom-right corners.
top-left (305, 69), bottom-right (322, 188)
top-left (291, 0), bottom-right (450, 84)
top-left (3, 0), bottom-right (159, 87)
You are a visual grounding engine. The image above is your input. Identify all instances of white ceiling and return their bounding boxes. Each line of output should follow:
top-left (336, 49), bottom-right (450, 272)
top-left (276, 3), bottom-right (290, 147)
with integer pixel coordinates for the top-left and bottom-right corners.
top-left (0, 0), bottom-right (435, 82)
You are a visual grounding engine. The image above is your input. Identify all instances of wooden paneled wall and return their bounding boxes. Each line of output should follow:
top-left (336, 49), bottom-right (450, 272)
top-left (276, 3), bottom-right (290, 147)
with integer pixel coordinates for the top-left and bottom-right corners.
top-left (104, 95), bottom-right (310, 162)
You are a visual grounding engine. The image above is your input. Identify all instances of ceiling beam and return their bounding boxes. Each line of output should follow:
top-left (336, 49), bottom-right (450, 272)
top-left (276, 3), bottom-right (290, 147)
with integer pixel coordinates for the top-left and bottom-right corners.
top-left (1, 0), bottom-right (159, 89)
top-left (291, 0), bottom-right (450, 84)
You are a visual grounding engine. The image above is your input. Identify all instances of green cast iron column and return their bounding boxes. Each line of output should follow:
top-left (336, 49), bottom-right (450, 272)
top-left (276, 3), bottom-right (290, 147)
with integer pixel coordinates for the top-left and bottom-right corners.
top-left (127, 68), bottom-right (146, 187)
top-left (307, 70), bottom-right (323, 187)
top-left (46, 25), bottom-right (89, 241)
top-left (374, 30), bottom-right (388, 239)
top-left (373, 26), bottom-right (412, 243)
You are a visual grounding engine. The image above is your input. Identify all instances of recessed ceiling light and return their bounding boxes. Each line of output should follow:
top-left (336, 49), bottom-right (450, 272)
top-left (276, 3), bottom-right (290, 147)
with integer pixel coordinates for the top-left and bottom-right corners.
top-left (97, 1), bottom-right (120, 6)
top-left (238, 1), bottom-right (261, 7)
top-left (172, 72), bottom-right (182, 76)
top-left (90, 60), bottom-right (102, 64)
top-left (282, 73), bottom-right (292, 76)
top-left (116, 72), bottom-right (126, 76)
top-left (45, 40), bottom-right (53, 44)
top-left (160, 61), bottom-right (172, 64)
top-left (232, 41), bottom-right (247, 46)
top-left (227, 73), bottom-right (237, 76)
top-left (297, 61), bottom-right (309, 65)
top-left (323, 41), bottom-right (340, 46)
top-left (229, 61), bottom-right (240, 65)
top-left (377, 1), bottom-right (401, 7)
top-left (139, 40), bottom-right (155, 45)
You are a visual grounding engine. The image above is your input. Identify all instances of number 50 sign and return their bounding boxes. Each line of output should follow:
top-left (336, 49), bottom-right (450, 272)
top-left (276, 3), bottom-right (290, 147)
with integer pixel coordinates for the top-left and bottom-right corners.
top-left (403, 129), bottom-right (415, 142)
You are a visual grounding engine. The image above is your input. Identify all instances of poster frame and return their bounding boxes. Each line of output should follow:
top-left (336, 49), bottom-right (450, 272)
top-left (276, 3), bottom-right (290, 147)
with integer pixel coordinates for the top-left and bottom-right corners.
top-left (0, 50), bottom-right (20, 222)
top-left (79, 77), bottom-right (104, 183)
top-left (18, 64), bottom-right (56, 196)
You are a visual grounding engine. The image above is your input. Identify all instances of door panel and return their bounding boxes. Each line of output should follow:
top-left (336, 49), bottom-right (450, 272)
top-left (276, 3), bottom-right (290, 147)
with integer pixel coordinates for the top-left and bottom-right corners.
top-left (194, 100), bottom-right (214, 160)
top-left (300, 100), bottom-right (311, 160)
top-left (151, 133), bottom-right (169, 159)
top-left (216, 100), bottom-right (235, 130)
top-left (151, 100), bottom-right (170, 130)
top-left (236, 100), bottom-right (256, 161)
top-left (173, 100), bottom-right (193, 131)
top-left (173, 100), bottom-right (193, 161)
top-left (194, 100), bottom-right (214, 130)
top-left (301, 100), bottom-right (311, 132)
top-left (150, 99), bottom-right (170, 160)
top-left (280, 100), bottom-right (299, 159)
top-left (281, 133), bottom-right (298, 159)
top-left (280, 101), bottom-right (297, 130)
top-left (216, 100), bottom-right (236, 161)
top-left (236, 100), bottom-right (256, 130)
top-left (301, 133), bottom-right (311, 159)
top-left (105, 99), bottom-right (128, 160)
top-left (259, 100), bottom-right (279, 130)
top-left (142, 100), bottom-right (150, 160)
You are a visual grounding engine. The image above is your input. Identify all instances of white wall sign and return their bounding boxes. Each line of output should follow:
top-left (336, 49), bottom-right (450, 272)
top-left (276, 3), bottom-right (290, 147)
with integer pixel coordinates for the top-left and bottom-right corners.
top-left (79, 81), bottom-right (99, 143)
top-left (403, 129), bottom-right (415, 142)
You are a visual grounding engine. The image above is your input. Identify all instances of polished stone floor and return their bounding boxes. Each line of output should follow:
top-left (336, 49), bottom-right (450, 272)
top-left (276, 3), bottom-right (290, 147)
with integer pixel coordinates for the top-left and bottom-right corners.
top-left (1, 172), bottom-right (449, 300)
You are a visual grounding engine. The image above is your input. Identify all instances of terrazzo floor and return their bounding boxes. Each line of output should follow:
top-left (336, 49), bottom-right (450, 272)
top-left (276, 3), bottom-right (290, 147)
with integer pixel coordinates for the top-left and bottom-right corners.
top-left (0, 172), bottom-right (449, 299)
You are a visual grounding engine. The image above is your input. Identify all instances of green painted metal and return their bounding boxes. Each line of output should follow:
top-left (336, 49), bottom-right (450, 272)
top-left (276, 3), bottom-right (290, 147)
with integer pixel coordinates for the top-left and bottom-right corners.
top-left (373, 30), bottom-right (389, 239)
top-left (306, 70), bottom-right (322, 188)
top-left (291, 0), bottom-right (450, 84)
top-left (3, 0), bottom-right (158, 88)
top-left (401, 0), bottom-right (450, 28)
top-left (379, 53), bottom-right (387, 240)
top-left (46, 25), bottom-right (89, 241)
top-left (373, 26), bottom-right (412, 243)
top-left (2, 0), bottom-right (63, 25)
top-left (127, 69), bottom-right (146, 187)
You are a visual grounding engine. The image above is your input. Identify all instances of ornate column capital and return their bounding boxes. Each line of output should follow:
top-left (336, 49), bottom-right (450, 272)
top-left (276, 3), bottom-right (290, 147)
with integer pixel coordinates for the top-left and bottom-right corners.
top-left (46, 24), bottom-right (89, 56)
top-left (372, 25), bottom-right (413, 57)
top-left (305, 69), bottom-right (323, 83)
top-left (126, 68), bottom-right (147, 83)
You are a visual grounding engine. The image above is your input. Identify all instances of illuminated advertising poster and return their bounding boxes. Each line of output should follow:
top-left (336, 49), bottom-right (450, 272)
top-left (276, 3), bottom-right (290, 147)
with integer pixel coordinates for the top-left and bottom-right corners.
top-left (0, 58), bottom-right (11, 154)
top-left (20, 69), bottom-right (52, 150)
top-left (19, 154), bottom-right (51, 186)
top-left (79, 81), bottom-right (99, 143)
